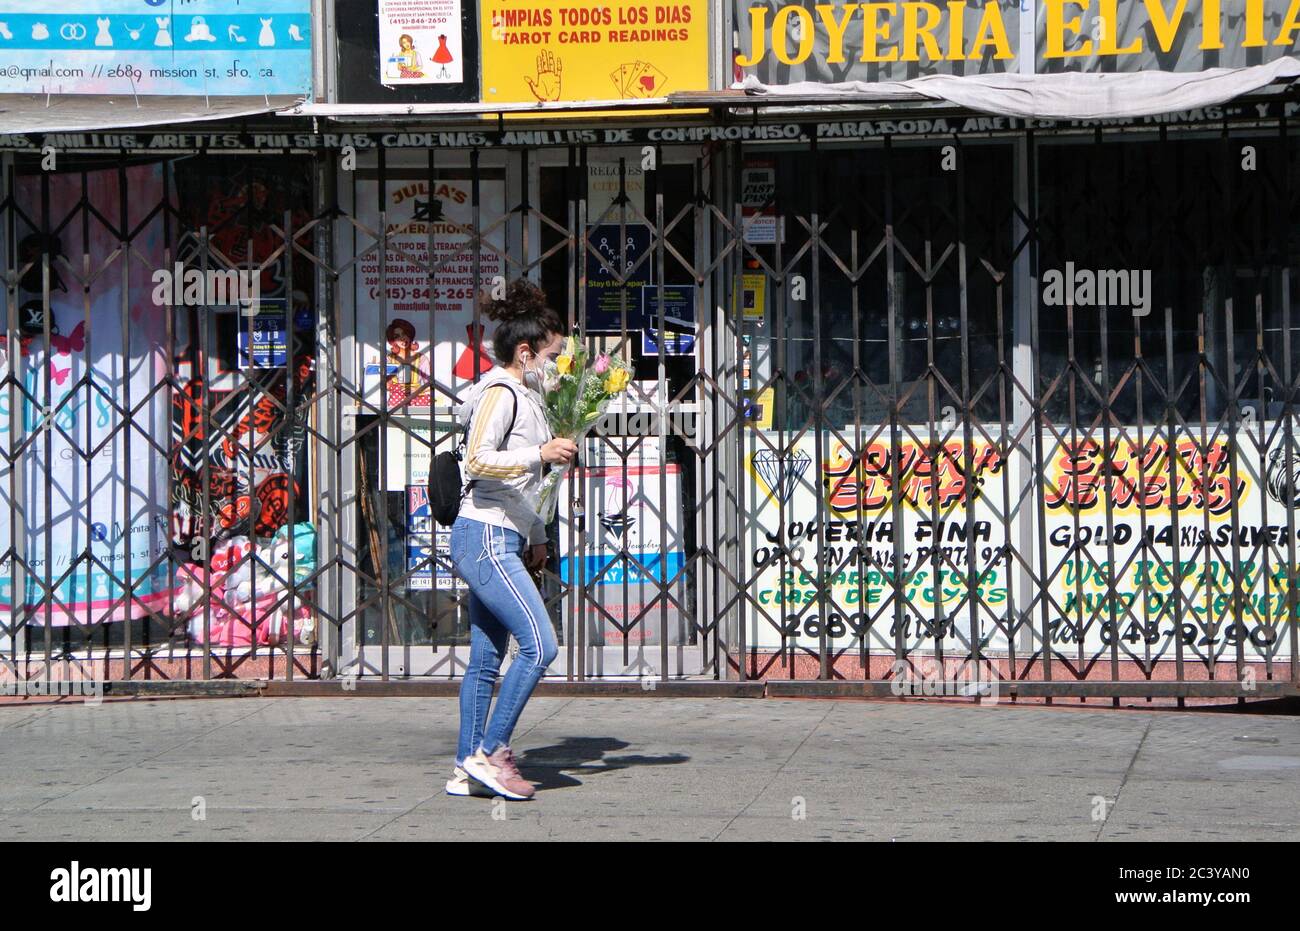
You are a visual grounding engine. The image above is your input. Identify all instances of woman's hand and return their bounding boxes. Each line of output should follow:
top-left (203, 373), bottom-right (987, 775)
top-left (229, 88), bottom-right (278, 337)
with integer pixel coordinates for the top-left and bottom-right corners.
top-left (540, 438), bottom-right (578, 465)
top-left (525, 543), bottom-right (548, 570)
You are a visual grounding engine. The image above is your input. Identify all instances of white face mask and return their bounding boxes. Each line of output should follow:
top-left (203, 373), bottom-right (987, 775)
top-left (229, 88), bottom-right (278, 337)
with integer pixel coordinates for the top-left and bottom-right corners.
top-left (520, 344), bottom-right (560, 393)
top-left (520, 351), bottom-right (549, 393)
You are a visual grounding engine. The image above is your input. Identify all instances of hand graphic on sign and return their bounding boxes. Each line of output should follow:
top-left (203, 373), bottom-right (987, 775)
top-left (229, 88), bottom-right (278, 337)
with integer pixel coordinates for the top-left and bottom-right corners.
top-left (524, 50), bottom-right (562, 102)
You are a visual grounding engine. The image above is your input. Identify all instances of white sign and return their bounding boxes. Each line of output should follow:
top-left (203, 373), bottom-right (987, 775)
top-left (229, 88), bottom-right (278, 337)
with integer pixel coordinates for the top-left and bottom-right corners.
top-left (378, 0), bottom-right (464, 85)
top-left (560, 463), bottom-right (685, 646)
top-left (743, 432), bottom-right (1011, 654)
top-left (352, 173), bottom-right (506, 413)
top-left (1041, 431), bottom-right (1298, 662)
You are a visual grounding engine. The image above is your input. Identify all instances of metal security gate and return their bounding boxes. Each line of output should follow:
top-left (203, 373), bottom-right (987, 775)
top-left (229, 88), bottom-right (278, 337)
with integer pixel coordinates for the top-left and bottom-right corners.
top-left (323, 143), bottom-right (719, 681)
top-left (2, 115), bottom-right (1298, 699)
top-left (724, 123), bottom-right (1299, 698)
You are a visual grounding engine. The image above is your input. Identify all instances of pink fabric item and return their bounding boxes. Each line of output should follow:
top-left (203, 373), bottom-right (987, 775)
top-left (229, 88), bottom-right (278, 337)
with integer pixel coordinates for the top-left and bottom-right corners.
top-left (187, 585), bottom-right (313, 647)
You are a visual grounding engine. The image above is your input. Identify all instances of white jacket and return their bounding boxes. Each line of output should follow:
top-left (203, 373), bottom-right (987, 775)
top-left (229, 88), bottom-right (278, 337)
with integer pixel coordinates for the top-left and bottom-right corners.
top-left (455, 368), bottom-right (552, 546)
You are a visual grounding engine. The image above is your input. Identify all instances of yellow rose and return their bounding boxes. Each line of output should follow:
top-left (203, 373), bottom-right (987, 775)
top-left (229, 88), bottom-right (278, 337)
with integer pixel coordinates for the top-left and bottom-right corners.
top-left (604, 368), bottom-right (629, 394)
top-left (556, 355), bottom-right (572, 375)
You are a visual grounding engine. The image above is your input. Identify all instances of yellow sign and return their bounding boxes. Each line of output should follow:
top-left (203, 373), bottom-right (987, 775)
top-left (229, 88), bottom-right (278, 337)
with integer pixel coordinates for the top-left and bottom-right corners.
top-left (743, 273), bottom-right (759, 319)
top-left (480, 1), bottom-right (708, 110)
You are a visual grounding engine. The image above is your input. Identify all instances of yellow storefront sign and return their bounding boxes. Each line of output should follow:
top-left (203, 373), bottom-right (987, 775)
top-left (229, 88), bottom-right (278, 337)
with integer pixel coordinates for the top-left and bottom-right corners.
top-left (480, 0), bottom-right (708, 111)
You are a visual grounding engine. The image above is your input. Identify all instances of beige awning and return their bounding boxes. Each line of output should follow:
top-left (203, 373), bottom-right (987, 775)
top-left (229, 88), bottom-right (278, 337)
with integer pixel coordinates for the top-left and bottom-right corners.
top-left (278, 96), bottom-right (675, 120)
top-left (0, 94), bottom-right (308, 134)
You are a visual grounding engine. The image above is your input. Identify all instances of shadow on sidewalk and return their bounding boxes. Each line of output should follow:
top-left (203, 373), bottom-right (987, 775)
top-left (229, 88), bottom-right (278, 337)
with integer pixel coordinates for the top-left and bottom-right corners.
top-left (517, 736), bottom-right (690, 791)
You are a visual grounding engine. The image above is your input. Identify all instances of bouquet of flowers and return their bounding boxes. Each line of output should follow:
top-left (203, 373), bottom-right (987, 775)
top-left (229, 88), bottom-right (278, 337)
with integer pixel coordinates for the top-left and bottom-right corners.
top-left (535, 335), bottom-right (632, 523)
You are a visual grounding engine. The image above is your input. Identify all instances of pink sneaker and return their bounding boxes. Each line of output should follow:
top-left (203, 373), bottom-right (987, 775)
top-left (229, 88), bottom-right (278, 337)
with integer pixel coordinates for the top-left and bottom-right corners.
top-left (463, 745), bottom-right (535, 800)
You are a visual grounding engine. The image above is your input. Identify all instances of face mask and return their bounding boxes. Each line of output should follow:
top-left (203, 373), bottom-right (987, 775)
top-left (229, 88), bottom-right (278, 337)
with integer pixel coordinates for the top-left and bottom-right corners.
top-left (520, 352), bottom-right (545, 392)
top-left (521, 351), bottom-right (557, 393)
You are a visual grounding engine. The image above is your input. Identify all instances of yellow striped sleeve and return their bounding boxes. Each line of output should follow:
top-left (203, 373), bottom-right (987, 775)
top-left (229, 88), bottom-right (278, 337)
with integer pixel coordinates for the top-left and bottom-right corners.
top-left (466, 386), bottom-right (528, 479)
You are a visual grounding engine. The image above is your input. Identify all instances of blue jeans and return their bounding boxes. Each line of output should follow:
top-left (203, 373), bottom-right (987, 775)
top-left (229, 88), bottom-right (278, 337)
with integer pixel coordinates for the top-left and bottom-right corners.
top-left (450, 516), bottom-right (558, 762)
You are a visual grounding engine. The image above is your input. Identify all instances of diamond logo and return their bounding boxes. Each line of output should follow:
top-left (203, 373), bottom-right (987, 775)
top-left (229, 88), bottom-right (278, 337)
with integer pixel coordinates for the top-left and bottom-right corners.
top-left (753, 449), bottom-right (811, 504)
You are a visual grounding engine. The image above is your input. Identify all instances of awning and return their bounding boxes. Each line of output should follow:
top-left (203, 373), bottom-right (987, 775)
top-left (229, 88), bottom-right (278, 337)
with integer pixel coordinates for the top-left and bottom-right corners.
top-left (729, 58), bottom-right (1300, 121)
top-left (0, 94), bottom-right (308, 135)
top-left (278, 96), bottom-right (674, 120)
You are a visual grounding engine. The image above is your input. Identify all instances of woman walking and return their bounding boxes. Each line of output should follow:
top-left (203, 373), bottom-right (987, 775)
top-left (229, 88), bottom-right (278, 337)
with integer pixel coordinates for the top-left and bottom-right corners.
top-left (445, 280), bottom-right (577, 800)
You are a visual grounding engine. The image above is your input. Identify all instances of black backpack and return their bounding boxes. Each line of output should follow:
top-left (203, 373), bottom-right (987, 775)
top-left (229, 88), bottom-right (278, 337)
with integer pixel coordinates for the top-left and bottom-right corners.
top-left (430, 384), bottom-right (517, 528)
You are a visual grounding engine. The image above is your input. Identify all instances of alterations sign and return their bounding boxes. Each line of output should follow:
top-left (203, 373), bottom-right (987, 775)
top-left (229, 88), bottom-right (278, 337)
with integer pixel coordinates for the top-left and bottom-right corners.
top-left (0, 0), bottom-right (313, 95)
top-left (480, 0), bottom-right (707, 105)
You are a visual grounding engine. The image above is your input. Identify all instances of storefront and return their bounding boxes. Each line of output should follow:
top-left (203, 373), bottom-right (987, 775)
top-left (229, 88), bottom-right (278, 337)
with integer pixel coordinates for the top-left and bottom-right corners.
top-left (3, 1), bottom-right (1300, 699)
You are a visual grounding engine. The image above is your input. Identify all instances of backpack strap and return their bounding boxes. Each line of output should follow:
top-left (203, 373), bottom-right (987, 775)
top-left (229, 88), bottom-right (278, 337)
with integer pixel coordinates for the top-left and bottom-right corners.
top-left (461, 384), bottom-right (518, 496)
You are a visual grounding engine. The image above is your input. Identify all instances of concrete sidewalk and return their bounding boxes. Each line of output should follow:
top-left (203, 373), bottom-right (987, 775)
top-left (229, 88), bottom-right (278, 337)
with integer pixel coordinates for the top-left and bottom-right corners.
top-left (2, 696), bottom-right (1298, 841)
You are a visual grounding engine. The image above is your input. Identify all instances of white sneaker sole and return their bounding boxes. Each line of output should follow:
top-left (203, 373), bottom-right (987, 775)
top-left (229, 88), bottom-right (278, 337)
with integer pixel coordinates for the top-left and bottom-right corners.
top-left (462, 758), bottom-right (532, 800)
top-left (445, 766), bottom-right (491, 797)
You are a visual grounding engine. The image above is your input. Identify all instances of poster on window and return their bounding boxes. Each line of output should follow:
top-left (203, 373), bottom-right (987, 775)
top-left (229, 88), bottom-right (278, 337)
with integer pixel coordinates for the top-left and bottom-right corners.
top-left (559, 463), bottom-right (687, 646)
top-left (743, 433), bottom-right (1012, 654)
top-left (352, 172), bottom-right (506, 412)
top-left (641, 284), bottom-right (695, 356)
top-left (1041, 431), bottom-right (1299, 662)
top-left (406, 484), bottom-right (462, 589)
top-left (379, 0), bottom-right (465, 85)
top-left (236, 299), bottom-right (289, 369)
top-left (740, 160), bottom-right (783, 245)
top-left (584, 222), bottom-right (651, 332)
top-left (0, 164), bottom-right (173, 626)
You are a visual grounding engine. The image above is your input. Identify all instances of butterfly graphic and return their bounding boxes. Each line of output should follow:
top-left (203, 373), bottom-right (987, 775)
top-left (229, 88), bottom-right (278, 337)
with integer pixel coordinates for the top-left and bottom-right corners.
top-left (51, 321), bottom-right (85, 356)
top-left (50, 362), bottom-right (70, 386)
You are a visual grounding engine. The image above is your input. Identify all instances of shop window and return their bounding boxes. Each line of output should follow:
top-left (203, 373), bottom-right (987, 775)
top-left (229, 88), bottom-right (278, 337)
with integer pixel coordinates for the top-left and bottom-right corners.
top-left (1034, 136), bottom-right (1300, 427)
top-left (740, 141), bottom-right (1015, 432)
top-left (2, 155), bottom-right (319, 655)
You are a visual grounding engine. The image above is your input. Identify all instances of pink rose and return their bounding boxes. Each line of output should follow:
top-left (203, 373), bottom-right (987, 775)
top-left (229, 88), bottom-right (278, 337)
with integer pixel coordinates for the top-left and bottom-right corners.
top-left (593, 354), bottom-right (610, 374)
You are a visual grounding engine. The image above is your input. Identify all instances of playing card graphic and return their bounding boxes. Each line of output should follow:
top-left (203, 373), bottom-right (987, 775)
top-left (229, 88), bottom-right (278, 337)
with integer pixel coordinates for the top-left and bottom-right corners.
top-left (625, 61), bottom-right (647, 94)
top-left (630, 63), bottom-right (666, 98)
top-left (611, 61), bottom-right (667, 98)
top-left (611, 62), bottom-right (634, 96)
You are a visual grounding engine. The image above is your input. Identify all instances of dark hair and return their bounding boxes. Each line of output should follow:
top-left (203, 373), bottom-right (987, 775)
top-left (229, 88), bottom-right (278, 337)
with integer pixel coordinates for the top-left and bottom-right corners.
top-left (386, 318), bottom-right (416, 343)
top-left (484, 279), bottom-right (563, 365)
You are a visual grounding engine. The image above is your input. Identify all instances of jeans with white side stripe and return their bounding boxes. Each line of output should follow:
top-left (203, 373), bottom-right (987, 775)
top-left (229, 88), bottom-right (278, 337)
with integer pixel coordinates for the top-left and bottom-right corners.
top-left (449, 516), bottom-right (558, 763)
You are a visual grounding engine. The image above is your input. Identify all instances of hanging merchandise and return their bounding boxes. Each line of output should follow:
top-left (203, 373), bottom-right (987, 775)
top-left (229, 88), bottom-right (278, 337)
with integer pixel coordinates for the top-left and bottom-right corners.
top-left (169, 161), bottom-right (317, 559)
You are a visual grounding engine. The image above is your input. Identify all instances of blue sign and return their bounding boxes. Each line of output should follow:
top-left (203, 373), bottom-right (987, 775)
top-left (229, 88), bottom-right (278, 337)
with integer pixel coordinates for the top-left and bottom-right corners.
top-left (236, 299), bottom-right (288, 369)
top-left (559, 551), bottom-right (684, 586)
top-left (0, 1), bottom-right (313, 96)
top-left (584, 223), bottom-right (652, 332)
top-left (406, 485), bottom-right (461, 590)
top-left (641, 284), bottom-right (696, 356)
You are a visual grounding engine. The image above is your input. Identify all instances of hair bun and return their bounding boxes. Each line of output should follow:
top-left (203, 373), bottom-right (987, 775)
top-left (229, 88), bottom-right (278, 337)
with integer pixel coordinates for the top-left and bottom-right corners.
top-left (484, 279), bottom-right (547, 323)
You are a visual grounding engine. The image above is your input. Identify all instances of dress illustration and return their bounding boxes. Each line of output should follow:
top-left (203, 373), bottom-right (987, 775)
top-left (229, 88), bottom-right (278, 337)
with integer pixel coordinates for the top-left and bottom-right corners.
top-left (432, 34), bottom-right (454, 79)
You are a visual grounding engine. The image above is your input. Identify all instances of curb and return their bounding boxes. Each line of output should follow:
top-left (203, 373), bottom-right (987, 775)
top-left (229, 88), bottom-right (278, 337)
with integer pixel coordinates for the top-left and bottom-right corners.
top-left (3, 679), bottom-right (1294, 703)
